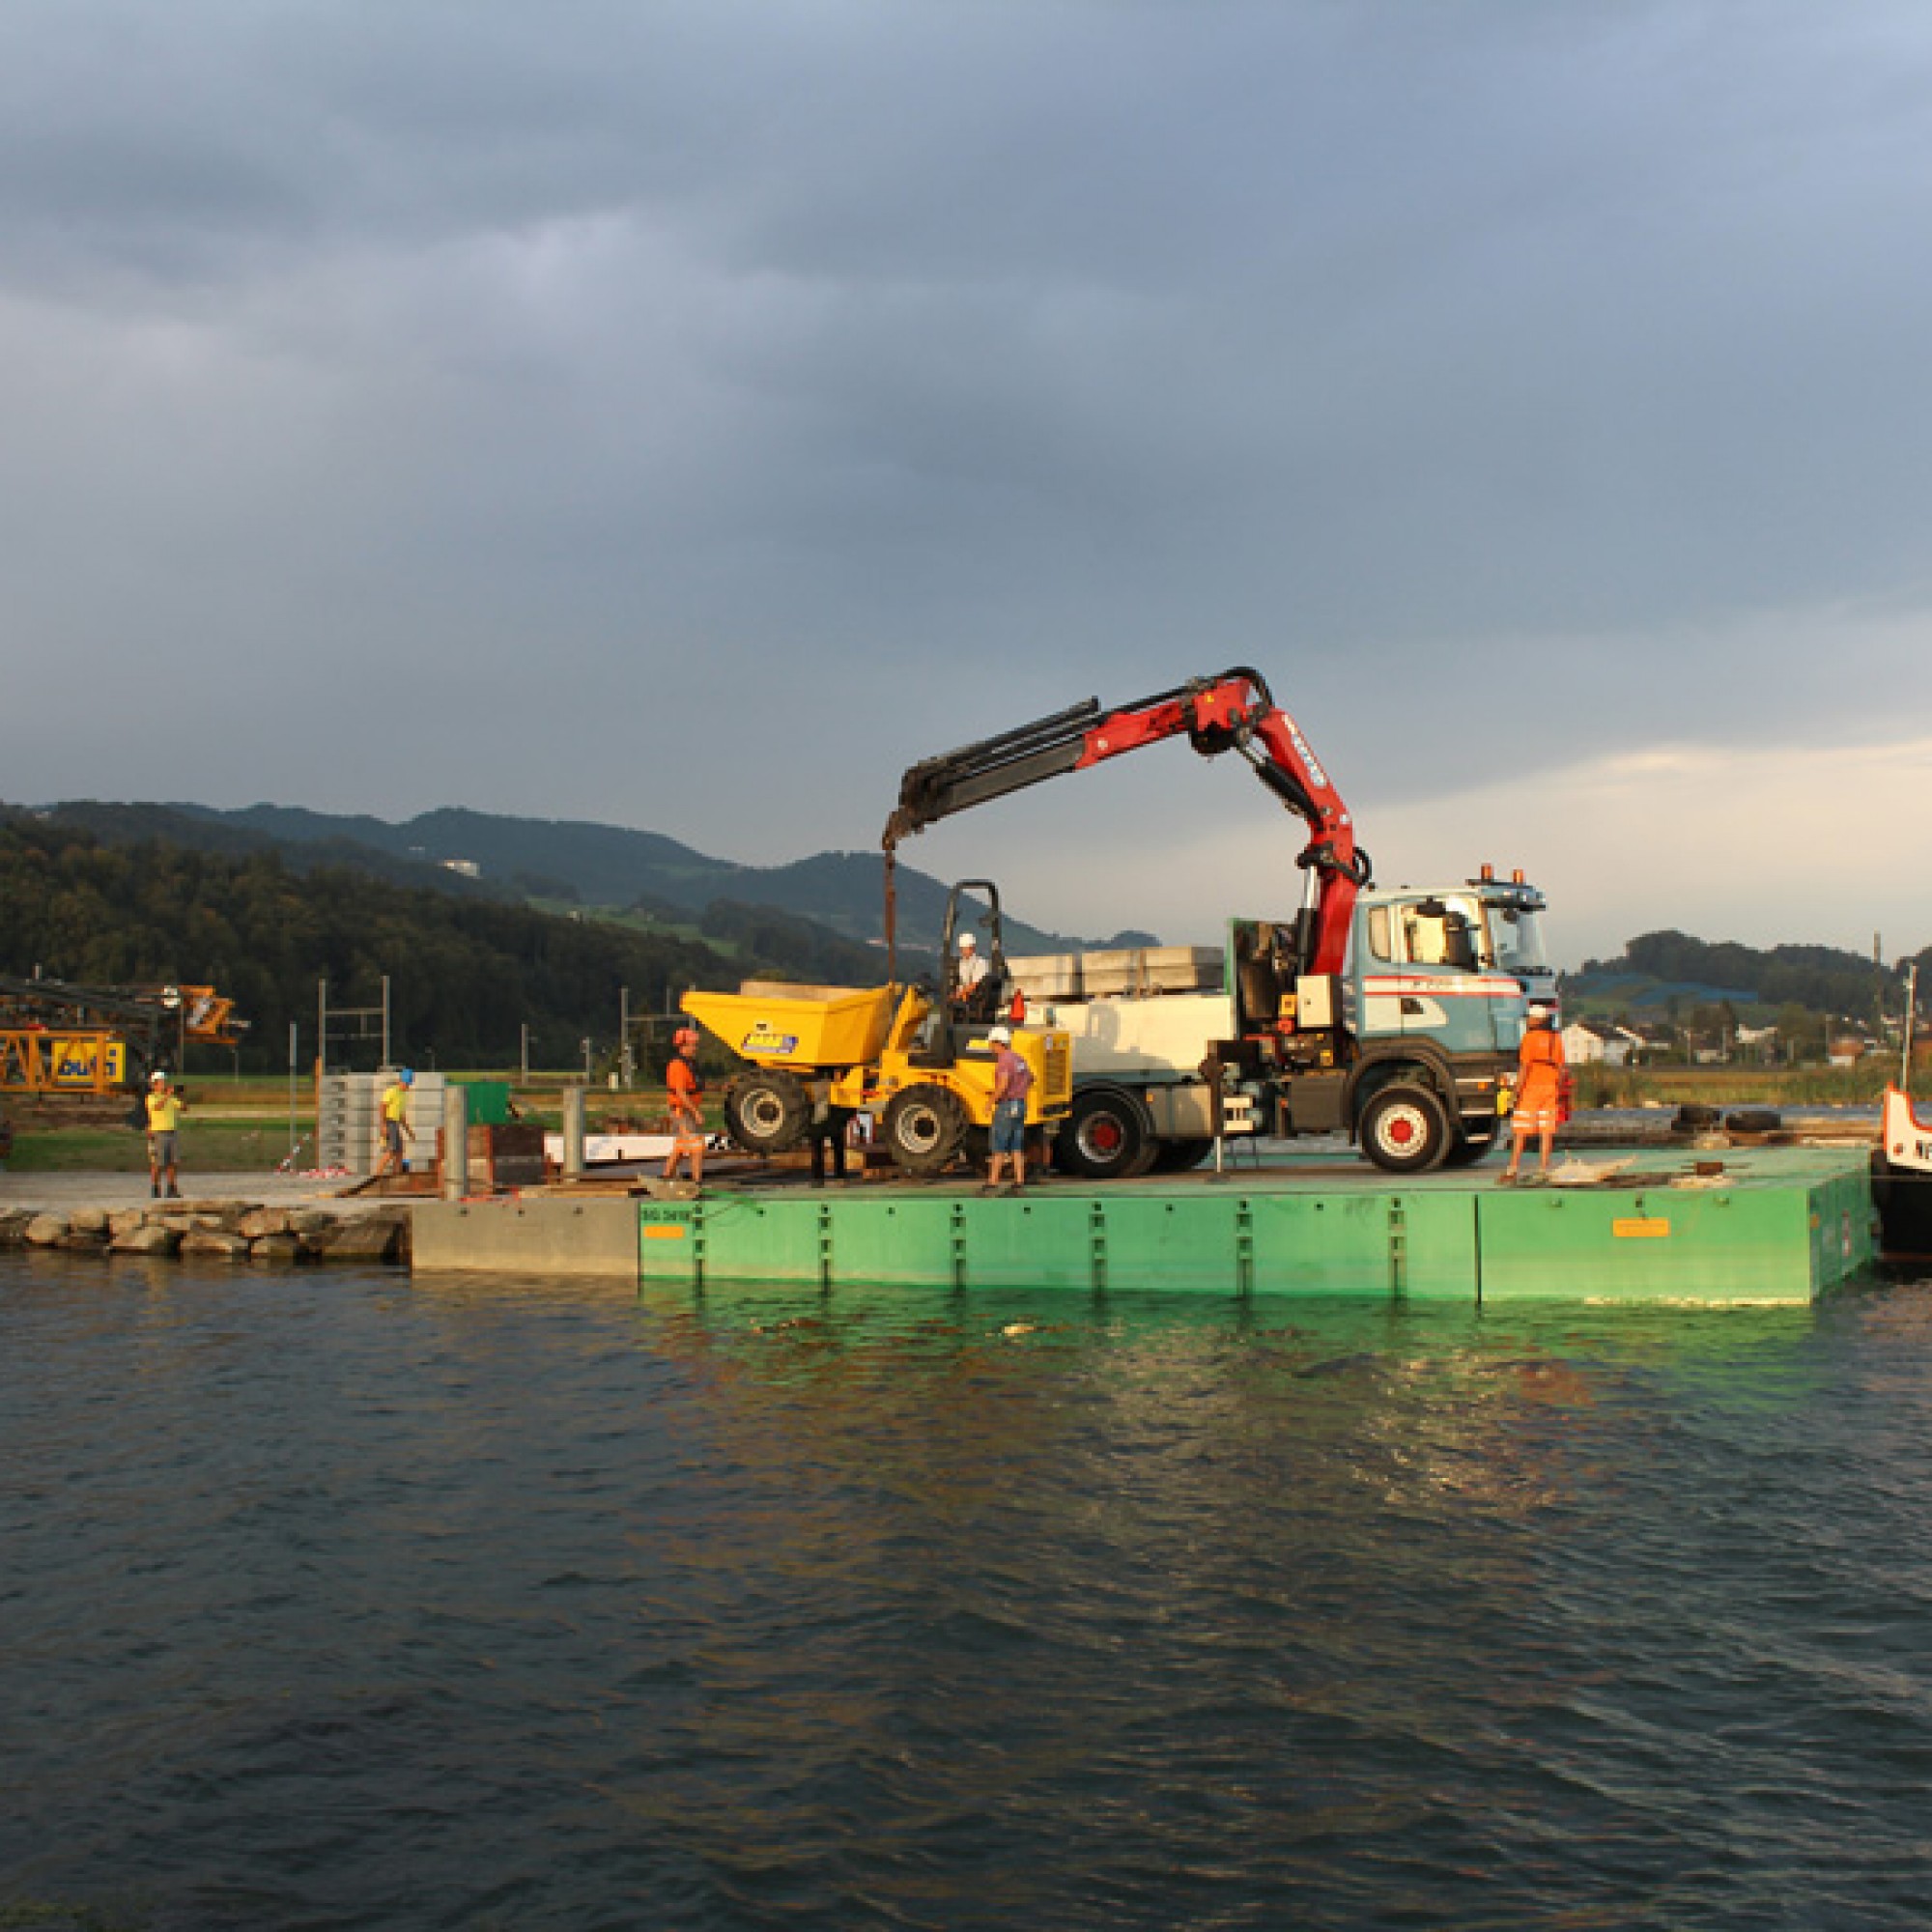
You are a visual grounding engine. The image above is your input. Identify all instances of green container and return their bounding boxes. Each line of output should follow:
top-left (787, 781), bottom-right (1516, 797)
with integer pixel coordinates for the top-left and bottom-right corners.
top-left (461, 1079), bottom-right (513, 1126)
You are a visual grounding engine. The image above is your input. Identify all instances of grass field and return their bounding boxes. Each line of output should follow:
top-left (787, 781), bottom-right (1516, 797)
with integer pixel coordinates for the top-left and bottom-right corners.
top-left (1, 1074), bottom-right (701, 1175)
top-left (1569, 1062), bottom-right (1896, 1109)
top-left (3, 1117), bottom-right (304, 1174)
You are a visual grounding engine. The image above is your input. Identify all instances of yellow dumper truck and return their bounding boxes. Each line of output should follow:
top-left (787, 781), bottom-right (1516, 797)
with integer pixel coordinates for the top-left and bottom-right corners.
top-left (680, 882), bottom-right (1071, 1178)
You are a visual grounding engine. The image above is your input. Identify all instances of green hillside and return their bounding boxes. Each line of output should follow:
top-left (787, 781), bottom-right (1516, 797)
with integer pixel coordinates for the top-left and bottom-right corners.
top-left (0, 815), bottom-right (880, 1073)
top-left (146, 801), bottom-right (1146, 952)
top-left (1570, 928), bottom-right (1902, 1019)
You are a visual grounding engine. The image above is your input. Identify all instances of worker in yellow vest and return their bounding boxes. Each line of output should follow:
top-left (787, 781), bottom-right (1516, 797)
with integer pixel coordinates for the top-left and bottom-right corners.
top-left (375, 1068), bottom-right (415, 1179)
top-left (145, 1069), bottom-right (186, 1200)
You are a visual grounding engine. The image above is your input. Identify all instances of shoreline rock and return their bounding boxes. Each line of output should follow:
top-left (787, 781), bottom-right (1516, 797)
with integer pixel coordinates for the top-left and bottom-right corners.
top-left (0, 1201), bottom-right (412, 1267)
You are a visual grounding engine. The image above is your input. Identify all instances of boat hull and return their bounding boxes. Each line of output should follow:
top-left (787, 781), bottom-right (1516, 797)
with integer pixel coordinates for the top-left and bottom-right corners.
top-left (1875, 1087), bottom-right (1932, 1262)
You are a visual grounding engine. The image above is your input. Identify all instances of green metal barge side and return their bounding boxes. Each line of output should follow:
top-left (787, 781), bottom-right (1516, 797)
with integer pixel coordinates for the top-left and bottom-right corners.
top-left (414, 1146), bottom-right (1877, 1305)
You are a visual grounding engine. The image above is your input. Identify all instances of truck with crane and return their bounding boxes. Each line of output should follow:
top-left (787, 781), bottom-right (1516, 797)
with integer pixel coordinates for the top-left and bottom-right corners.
top-left (882, 667), bottom-right (1554, 1177)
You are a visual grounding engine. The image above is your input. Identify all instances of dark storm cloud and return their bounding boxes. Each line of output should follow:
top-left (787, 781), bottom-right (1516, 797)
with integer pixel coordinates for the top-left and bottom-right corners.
top-left (4, 0), bottom-right (1932, 921)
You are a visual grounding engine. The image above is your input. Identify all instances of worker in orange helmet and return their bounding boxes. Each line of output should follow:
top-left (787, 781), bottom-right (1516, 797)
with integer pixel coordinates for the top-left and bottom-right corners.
top-left (663, 1026), bottom-right (706, 1187)
top-left (1501, 1004), bottom-right (1566, 1184)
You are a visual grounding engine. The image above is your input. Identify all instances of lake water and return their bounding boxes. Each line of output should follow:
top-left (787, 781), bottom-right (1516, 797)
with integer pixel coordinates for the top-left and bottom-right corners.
top-left (6, 1254), bottom-right (1932, 1929)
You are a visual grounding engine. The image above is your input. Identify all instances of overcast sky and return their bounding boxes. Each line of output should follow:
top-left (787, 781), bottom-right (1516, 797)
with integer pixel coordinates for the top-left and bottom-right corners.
top-left (5, 0), bottom-right (1931, 963)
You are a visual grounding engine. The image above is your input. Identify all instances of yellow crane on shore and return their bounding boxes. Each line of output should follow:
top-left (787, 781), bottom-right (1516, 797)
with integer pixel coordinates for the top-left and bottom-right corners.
top-left (0, 975), bottom-right (248, 1106)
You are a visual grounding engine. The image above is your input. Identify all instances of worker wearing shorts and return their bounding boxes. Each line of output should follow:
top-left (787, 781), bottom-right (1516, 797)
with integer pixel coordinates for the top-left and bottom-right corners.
top-left (144, 1070), bottom-right (185, 1199)
top-left (982, 1025), bottom-right (1033, 1196)
top-left (1502, 1006), bottom-right (1565, 1183)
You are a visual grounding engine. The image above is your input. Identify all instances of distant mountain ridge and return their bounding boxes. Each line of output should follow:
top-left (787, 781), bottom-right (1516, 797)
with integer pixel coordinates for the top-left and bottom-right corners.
top-left (39, 800), bottom-right (1155, 956)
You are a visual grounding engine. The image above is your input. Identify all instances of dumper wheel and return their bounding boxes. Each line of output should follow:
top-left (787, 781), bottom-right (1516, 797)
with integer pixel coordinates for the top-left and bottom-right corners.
top-left (1359, 1084), bottom-right (1452, 1175)
top-left (724, 1070), bottom-right (810, 1154)
top-left (1056, 1089), bottom-right (1157, 1180)
top-left (882, 1084), bottom-right (968, 1177)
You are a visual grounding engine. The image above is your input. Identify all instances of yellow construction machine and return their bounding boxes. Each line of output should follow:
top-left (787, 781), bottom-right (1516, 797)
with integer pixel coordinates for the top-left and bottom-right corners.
top-left (0, 975), bottom-right (248, 1102)
top-left (681, 880), bottom-right (1071, 1177)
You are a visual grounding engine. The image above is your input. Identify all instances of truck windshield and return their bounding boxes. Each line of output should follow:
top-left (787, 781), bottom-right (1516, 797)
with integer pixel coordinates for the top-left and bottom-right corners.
top-left (1488, 902), bottom-right (1549, 979)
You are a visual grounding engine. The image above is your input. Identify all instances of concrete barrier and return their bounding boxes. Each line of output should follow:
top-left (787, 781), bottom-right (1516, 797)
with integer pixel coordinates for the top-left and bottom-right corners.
top-left (412, 1196), bottom-right (639, 1277)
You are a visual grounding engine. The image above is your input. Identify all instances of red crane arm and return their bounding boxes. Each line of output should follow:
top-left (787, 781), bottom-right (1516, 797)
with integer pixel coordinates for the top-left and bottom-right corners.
top-left (883, 667), bottom-right (1369, 978)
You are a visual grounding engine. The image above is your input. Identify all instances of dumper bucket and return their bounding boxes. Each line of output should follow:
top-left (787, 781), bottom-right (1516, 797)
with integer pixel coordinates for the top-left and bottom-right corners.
top-left (681, 981), bottom-right (901, 1069)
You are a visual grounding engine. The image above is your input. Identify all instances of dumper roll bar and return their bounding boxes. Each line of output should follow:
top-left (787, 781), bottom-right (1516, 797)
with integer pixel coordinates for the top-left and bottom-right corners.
top-left (880, 667), bottom-right (1370, 983)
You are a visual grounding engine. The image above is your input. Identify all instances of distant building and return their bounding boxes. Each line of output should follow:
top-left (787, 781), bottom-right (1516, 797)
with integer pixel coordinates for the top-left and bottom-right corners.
top-left (440, 858), bottom-right (482, 879)
top-left (1561, 1019), bottom-right (1644, 1066)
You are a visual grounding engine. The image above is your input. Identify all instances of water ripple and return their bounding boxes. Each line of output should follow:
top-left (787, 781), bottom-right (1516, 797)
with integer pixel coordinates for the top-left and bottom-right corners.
top-left (5, 1258), bottom-right (1932, 1927)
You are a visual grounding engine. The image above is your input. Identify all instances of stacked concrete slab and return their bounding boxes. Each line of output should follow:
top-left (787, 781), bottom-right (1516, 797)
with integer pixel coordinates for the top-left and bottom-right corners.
top-left (1007, 945), bottom-right (1223, 1003)
top-left (318, 1070), bottom-right (446, 1178)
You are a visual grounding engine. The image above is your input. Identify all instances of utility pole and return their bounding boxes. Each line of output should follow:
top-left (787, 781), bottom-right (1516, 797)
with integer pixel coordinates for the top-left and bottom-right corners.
top-left (521, 1022), bottom-right (530, 1083)
top-left (619, 985), bottom-right (632, 1088)
top-left (1903, 963), bottom-right (1919, 1089)
top-left (381, 975), bottom-right (391, 1067)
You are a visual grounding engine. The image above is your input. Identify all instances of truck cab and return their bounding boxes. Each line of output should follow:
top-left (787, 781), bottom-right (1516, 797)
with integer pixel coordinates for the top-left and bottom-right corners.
top-left (1352, 876), bottom-right (1553, 1052)
top-left (1233, 873), bottom-right (1548, 1171)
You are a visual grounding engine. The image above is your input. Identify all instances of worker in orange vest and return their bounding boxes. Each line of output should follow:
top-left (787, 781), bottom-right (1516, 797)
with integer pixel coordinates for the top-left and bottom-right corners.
top-left (1501, 1005), bottom-right (1566, 1184)
top-left (663, 1028), bottom-right (706, 1187)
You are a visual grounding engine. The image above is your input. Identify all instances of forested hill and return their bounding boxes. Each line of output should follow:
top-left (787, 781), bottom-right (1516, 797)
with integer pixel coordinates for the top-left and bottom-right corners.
top-left (1572, 928), bottom-right (1914, 1015)
top-left (41, 799), bottom-right (1147, 954)
top-left (0, 816), bottom-right (883, 1072)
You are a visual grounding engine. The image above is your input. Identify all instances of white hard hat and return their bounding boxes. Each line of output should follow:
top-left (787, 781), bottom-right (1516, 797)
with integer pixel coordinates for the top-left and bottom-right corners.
top-left (958, 932), bottom-right (978, 949)
top-left (987, 1024), bottom-right (1011, 1043)
top-left (150, 1070), bottom-right (168, 1085)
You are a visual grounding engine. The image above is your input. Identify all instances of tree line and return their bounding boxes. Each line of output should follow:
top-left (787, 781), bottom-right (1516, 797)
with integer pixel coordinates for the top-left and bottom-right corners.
top-left (1578, 928), bottom-right (1927, 1019)
top-left (0, 817), bottom-right (872, 1073)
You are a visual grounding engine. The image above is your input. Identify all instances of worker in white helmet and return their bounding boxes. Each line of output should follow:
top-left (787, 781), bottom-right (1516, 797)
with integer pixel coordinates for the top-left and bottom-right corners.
top-left (952, 930), bottom-right (992, 1019)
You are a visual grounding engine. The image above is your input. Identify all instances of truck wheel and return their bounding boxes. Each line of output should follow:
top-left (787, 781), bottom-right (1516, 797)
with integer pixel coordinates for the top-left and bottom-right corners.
top-left (724, 1070), bottom-right (810, 1154)
top-left (1150, 1137), bottom-right (1215, 1173)
top-left (882, 1084), bottom-right (967, 1177)
top-left (1056, 1090), bottom-right (1156, 1180)
top-left (1441, 1123), bottom-right (1499, 1169)
top-left (1359, 1084), bottom-right (1452, 1175)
